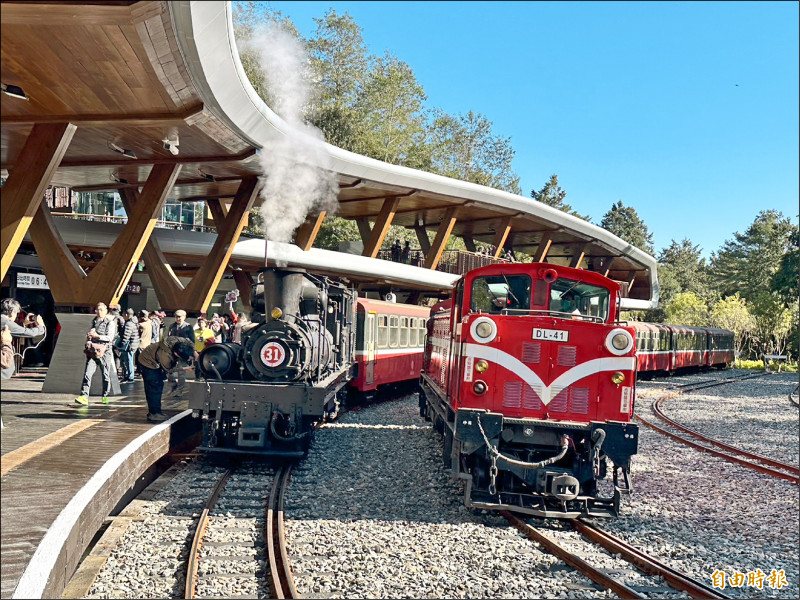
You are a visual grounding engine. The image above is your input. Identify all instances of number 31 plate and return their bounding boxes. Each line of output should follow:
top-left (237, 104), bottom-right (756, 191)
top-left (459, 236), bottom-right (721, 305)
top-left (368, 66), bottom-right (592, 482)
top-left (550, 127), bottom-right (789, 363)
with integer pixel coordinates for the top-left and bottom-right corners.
top-left (532, 328), bottom-right (569, 342)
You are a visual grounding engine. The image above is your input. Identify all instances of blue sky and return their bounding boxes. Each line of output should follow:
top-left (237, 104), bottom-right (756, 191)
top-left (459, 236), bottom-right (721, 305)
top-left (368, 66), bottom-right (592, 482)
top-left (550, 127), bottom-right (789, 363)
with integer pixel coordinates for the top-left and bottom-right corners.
top-left (256, 1), bottom-right (798, 258)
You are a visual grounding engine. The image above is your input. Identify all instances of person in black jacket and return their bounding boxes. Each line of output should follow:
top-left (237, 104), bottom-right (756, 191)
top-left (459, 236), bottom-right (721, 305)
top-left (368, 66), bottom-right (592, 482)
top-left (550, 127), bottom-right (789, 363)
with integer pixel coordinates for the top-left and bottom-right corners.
top-left (119, 308), bottom-right (140, 383)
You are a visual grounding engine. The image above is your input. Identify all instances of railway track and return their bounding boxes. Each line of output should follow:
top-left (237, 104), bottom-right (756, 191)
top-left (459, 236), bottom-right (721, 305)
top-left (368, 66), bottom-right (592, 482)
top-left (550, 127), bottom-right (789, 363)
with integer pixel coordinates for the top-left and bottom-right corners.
top-left (636, 374), bottom-right (799, 484)
top-left (502, 511), bottom-right (729, 599)
top-left (184, 463), bottom-right (298, 599)
top-left (791, 384), bottom-right (799, 407)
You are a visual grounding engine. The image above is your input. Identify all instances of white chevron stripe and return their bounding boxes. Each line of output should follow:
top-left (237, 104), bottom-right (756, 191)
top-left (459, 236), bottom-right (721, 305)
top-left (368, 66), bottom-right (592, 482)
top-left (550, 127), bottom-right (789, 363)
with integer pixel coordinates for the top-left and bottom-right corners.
top-left (463, 343), bottom-right (635, 405)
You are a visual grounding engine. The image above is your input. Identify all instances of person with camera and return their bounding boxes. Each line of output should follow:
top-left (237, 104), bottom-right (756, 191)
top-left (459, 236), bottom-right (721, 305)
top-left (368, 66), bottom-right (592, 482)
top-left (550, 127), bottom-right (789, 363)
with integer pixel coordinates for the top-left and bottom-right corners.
top-left (75, 302), bottom-right (116, 405)
top-left (1, 298), bottom-right (46, 380)
top-left (136, 336), bottom-right (195, 422)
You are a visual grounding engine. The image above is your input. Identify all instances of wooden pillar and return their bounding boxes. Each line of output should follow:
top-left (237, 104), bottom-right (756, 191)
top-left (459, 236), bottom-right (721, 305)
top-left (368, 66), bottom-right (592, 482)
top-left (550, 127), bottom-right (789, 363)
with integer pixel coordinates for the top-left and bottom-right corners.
top-left (1, 122), bottom-right (76, 280)
top-left (462, 235), bottom-right (477, 253)
top-left (424, 207), bottom-right (458, 270)
top-left (492, 217), bottom-right (513, 258)
top-left (532, 232), bottom-right (553, 263)
top-left (362, 198), bottom-right (400, 258)
top-left (414, 225), bottom-right (431, 254)
top-left (602, 257), bottom-right (615, 277)
top-left (123, 178), bottom-right (260, 313)
top-left (569, 244), bottom-right (589, 269)
top-left (28, 163), bottom-right (181, 306)
top-left (355, 217), bottom-right (373, 245)
top-left (293, 212), bottom-right (326, 251)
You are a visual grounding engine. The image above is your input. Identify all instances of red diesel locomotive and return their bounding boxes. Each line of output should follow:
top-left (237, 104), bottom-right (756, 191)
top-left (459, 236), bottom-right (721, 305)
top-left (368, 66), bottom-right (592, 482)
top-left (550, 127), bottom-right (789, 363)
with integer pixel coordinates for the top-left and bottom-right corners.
top-left (419, 262), bottom-right (639, 518)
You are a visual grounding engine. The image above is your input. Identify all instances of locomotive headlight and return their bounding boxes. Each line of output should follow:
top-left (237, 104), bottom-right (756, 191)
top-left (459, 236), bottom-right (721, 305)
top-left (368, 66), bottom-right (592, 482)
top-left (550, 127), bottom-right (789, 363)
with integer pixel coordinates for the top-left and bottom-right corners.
top-left (473, 380), bottom-right (488, 395)
top-left (611, 371), bottom-right (626, 385)
top-left (271, 307), bottom-right (283, 320)
top-left (605, 328), bottom-right (634, 355)
top-left (470, 317), bottom-right (498, 343)
top-left (611, 334), bottom-right (629, 350)
top-left (475, 359), bottom-right (489, 373)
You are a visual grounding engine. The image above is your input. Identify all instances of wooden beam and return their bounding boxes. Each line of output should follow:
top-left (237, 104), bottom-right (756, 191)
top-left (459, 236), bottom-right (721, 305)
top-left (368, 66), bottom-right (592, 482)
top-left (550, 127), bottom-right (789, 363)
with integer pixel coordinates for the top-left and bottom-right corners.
top-left (462, 235), bottom-right (477, 253)
top-left (28, 163), bottom-right (181, 306)
top-left (569, 244), bottom-right (590, 269)
top-left (0, 2), bottom-right (140, 25)
top-left (119, 179), bottom-right (260, 312)
top-left (362, 198), bottom-right (400, 258)
top-left (2, 105), bottom-right (205, 127)
top-left (355, 217), bottom-right (373, 245)
top-left (425, 208), bottom-right (458, 270)
top-left (70, 175), bottom-right (244, 193)
top-left (232, 271), bottom-right (254, 313)
top-left (293, 212), bottom-right (326, 251)
top-left (1, 122), bottom-right (76, 281)
top-left (52, 148), bottom-right (258, 170)
top-left (185, 180), bottom-right (260, 311)
top-left (415, 225), bottom-right (432, 254)
top-left (119, 189), bottom-right (185, 310)
top-left (602, 257), bottom-right (616, 277)
top-left (532, 232), bottom-right (553, 263)
top-left (491, 217), bottom-right (513, 257)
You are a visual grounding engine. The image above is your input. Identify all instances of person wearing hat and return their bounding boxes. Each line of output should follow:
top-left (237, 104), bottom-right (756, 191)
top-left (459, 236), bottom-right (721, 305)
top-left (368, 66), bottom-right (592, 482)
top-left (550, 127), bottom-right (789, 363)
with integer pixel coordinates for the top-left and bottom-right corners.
top-left (137, 336), bottom-right (195, 422)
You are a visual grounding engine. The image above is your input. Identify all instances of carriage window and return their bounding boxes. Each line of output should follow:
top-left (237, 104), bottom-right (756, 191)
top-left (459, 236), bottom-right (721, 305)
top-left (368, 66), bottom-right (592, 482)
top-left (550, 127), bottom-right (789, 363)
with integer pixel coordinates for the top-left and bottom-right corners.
top-left (548, 278), bottom-right (610, 321)
top-left (400, 317), bottom-right (409, 347)
top-left (470, 275), bottom-right (531, 313)
top-left (419, 325), bottom-right (427, 346)
top-left (389, 315), bottom-right (399, 348)
top-left (409, 318), bottom-right (418, 347)
top-left (377, 315), bottom-right (389, 348)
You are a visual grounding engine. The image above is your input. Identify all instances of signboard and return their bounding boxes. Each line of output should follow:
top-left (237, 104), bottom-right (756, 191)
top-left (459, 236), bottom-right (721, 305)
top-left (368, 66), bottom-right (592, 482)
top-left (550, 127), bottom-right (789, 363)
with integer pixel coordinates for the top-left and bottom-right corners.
top-left (125, 281), bottom-right (142, 295)
top-left (16, 273), bottom-right (49, 289)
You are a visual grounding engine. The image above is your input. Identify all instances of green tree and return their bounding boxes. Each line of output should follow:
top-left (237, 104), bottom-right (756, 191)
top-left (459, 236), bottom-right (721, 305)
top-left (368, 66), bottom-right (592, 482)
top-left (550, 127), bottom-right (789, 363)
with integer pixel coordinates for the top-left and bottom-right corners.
top-left (354, 52), bottom-right (429, 167)
top-left (657, 238), bottom-right (710, 303)
top-left (749, 292), bottom-right (795, 358)
top-left (313, 216), bottom-right (361, 250)
top-left (710, 294), bottom-right (755, 357)
top-left (428, 110), bottom-right (521, 194)
top-left (530, 174), bottom-right (590, 221)
top-left (664, 292), bottom-right (709, 326)
top-left (306, 9), bottom-right (369, 150)
top-left (710, 210), bottom-right (796, 301)
top-left (599, 201), bottom-right (654, 255)
top-left (771, 227), bottom-right (799, 305)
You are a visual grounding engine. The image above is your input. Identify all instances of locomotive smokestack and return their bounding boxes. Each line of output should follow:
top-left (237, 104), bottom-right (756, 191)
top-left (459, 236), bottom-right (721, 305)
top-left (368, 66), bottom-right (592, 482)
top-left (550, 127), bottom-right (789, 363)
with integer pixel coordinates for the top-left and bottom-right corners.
top-left (261, 268), bottom-right (317, 319)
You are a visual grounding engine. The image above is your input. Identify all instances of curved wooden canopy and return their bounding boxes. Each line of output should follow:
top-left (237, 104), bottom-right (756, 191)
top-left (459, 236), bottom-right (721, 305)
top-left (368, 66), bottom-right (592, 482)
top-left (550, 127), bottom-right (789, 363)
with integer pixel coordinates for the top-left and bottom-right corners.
top-left (0, 0), bottom-right (659, 305)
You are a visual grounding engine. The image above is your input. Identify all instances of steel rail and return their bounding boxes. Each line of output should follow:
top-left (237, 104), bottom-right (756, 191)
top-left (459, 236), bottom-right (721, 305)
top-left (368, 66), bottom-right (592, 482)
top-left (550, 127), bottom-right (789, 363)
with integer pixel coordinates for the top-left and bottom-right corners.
top-left (267, 466), bottom-right (299, 599)
top-left (501, 511), bottom-right (644, 599)
top-left (636, 382), bottom-right (799, 485)
top-left (790, 385), bottom-right (799, 407)
top-left (572, 519), bottom-right (730, 600)
top-left (185, 467), bottom-right (235, 599)
top-left (652, 397), bottom-right (799, 475)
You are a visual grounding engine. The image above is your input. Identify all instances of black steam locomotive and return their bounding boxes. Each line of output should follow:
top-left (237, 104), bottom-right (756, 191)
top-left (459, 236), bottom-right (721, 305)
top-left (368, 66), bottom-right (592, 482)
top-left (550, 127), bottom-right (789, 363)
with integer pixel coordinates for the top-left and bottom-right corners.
top-left (186, 268), bottom-right (357, 457)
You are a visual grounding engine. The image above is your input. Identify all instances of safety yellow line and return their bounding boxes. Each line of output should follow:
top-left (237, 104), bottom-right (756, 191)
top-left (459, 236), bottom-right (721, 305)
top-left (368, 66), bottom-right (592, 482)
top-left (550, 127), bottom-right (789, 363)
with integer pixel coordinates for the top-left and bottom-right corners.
top-left (1, 419), bottom-right (103, 477)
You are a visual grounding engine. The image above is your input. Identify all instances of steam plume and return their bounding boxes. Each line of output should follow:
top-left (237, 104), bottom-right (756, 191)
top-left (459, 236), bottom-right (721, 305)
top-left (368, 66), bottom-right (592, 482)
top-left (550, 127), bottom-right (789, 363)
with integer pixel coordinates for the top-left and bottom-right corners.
top-left (246, 23), bottom-right (338, 245)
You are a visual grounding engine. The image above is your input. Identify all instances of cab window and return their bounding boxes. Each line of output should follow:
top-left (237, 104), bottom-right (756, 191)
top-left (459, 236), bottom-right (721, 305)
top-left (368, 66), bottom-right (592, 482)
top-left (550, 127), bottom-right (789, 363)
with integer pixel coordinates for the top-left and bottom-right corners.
top-left (470, 275), bottom-right (531, 313)
top-left (548, 278), bottom-right (610, 322)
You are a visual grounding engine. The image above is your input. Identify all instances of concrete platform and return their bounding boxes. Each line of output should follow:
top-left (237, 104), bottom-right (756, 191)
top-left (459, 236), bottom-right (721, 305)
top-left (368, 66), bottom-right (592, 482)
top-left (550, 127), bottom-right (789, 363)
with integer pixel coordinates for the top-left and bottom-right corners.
top-left (1, 373), bottom-right (199, 599)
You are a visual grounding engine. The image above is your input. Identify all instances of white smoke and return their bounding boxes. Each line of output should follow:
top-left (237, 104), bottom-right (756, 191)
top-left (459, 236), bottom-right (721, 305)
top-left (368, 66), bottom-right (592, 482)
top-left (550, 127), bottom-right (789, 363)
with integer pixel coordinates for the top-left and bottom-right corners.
top-left (246, 23), bottom-right (338, 244)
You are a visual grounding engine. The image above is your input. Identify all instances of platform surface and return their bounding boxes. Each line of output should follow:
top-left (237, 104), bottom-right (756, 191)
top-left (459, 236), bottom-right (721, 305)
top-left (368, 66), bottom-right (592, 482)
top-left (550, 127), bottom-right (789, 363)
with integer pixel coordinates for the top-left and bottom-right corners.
top-left (1, 373), bottom-right (191, 599)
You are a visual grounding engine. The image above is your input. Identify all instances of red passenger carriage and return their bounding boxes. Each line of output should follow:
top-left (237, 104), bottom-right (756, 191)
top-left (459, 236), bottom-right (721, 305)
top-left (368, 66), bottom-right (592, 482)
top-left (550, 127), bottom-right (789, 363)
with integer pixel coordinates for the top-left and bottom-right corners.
top-left (419, 262), bottom-right (639, 518)
top-left (350, 298), bottom-right (430, 393)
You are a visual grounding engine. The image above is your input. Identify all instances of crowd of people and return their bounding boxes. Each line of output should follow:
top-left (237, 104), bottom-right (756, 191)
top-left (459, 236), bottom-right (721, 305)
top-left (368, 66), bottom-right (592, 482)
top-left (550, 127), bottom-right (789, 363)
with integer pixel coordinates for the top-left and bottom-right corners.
top-left (387, 239), bottom-right (515, 265)
top-left (72, 305), bottom-right (250, 422)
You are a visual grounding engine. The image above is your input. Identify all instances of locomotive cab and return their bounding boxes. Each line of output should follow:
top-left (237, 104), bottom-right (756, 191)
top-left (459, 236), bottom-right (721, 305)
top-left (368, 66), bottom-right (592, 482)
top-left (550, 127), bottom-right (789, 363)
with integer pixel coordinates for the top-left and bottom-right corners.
top-left (420, 263), bottom-right (639, 518)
